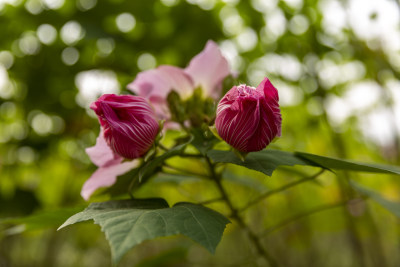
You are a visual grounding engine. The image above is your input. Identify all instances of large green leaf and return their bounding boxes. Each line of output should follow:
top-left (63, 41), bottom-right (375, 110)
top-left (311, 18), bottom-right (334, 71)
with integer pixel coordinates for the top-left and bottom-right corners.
top-left (350, 181), bottom-right (400, 218)
top-left (207, 149), bottom-right (400, 176)
top-left (58, 198), bottom-right (230, 264)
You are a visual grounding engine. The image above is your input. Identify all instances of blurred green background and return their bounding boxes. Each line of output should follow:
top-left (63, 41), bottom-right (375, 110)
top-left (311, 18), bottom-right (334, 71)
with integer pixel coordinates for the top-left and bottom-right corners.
top-left (1, 0), bottom-right (400, 266)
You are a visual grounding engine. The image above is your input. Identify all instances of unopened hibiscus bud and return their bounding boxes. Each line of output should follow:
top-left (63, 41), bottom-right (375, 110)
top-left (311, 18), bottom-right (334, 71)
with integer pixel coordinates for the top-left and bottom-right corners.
top-left (90, 94), bottom-right (159, 159)
top-left (215, 78), bottom-right (282, 153)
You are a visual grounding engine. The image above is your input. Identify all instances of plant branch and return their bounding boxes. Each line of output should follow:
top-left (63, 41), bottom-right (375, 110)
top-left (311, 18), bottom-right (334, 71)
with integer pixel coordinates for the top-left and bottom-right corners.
top-left (158, 143), bottom-right (169, 151)
top-left (180, 153), bottom-right (203, 158)
top-left (239, 169), bottom-right (325, 212)
top-left (163, 163), bottom-right (209, 179)
top-left (197, 197), bottom-right (225, 205)
top-left (206, 156), bottom-right (280, 267)
top-left (261, 198), bottom-right (365, 236)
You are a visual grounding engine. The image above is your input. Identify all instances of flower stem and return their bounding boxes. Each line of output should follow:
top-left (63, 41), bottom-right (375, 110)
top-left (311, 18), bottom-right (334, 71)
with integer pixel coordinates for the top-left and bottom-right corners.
top-left (197, 197), bottom-right (225, 205)
top-left (206, 157), bottom-right (279, 267)
top-left (239, 169), bottom-right (325, 212)
top-left (261, 199), bottom-right (360, 236)
top-left (180, 153), bottom-right (204, 158)
top-left (163, 163), bottom-right (209, 179)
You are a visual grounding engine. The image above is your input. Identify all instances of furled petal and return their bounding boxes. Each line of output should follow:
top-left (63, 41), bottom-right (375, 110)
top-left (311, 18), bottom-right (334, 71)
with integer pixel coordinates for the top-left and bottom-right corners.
top-left (246, 100), bottom-right (278, 151)
top-left (256, 77), bottom-right (282, 137)
top-left (185, 40), bottom-right (230, 99)
top-left (215, 79), bottom-right (282, 152)
top-left (91, 94), bottom-right (160, 159)
top-left (80, 159), bottom-right (139, 200)
top-left (216, 96), bottom-right (260, 152)
top-left (85, 129), bottom-right (121, 167)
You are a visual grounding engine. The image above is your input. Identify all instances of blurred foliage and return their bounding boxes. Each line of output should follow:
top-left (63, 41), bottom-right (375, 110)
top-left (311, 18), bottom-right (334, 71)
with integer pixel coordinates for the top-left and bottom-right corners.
top-left (0, 0), bottom-right (400, 266)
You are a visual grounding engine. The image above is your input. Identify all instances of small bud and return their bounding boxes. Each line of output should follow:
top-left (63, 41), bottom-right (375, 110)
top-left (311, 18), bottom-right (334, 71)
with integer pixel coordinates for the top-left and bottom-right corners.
top-left (215, 78), bottom-right (282, 153)
top-left (91, 94), bottom-right (159, 159)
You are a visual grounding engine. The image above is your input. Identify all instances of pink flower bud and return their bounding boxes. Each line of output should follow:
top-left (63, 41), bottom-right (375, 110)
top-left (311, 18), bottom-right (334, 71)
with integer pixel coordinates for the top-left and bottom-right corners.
top-left (90, 94), bottom-right (159, 159)
top-left (215, 78), bottom-right (282, 152)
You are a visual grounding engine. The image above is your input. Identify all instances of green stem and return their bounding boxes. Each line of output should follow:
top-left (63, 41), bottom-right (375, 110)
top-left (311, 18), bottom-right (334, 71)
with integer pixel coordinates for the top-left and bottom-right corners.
top-left (206, 157), bottom-right (280, 267)
top-left (163, 163), bottom-right (209, 179)
top-left (180, 153), bottom-right (203, 158)
top-left (321, 110), bottom-right (368, 267)
top-left (158, 143), bottom-right (169, 152)
top-left (239, 169), bottom-right (325, 212)
top-left (127, 177), bottom-right (137, 199)
top-left (197, 197), bottom-right (224, 205)
top-left (262, 198), bottom-right (365, 236)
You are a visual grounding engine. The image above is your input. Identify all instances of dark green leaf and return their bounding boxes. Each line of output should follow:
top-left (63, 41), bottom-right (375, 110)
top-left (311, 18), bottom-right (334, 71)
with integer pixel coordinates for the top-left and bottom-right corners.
top-left (58, 199), bottom-right (230, 264)
top-left (296, 152), bottom-right (400, 175)
top-left (350, 181), bottom-right (400, 217)
top-left (207, 149), bottom-right (312, 176)
top-left (208, 149), bottom-right (400, 177)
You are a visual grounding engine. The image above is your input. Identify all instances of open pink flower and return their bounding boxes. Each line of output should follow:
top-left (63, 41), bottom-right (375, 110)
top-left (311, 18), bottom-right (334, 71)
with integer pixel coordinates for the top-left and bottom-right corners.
top-left (91, 94), bottom-right (159, 159)
top-left (215, 77), bottom-right (282, 152)
top-left (81, 130), bottom-right (138, 200)
top-left (127, 40), bottom-right (230, 120)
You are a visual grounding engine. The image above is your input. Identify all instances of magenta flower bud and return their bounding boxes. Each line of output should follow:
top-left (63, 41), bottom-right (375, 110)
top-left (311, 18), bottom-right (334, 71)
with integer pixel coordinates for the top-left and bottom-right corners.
top-left (215, 78), bottom-right (282, 153)
top-left (90, 94), bottom-right (159, 159)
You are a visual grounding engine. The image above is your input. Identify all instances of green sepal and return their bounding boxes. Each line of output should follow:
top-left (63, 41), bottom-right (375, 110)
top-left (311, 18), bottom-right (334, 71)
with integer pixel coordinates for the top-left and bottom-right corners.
top-left (167, 91), bottom-right (186, 123)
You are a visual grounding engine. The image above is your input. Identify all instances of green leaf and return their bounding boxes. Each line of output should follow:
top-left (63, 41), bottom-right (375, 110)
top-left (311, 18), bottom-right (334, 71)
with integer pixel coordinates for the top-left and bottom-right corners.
top-left (296, 152), bottom-right (400, 175)
top-left (207, 149), bottom-right (312, 176)
top-left (58, 199), bottom-right (230, 264)
top-left (207, 149), bottom-right (400, 177)
top-left (350, 181), bottom-right (400, 218)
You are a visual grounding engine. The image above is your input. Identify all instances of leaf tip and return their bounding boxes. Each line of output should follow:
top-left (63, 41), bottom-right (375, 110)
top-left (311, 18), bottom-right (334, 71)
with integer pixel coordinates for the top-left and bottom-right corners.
top-left (56, 222), bottom-right (67, 231)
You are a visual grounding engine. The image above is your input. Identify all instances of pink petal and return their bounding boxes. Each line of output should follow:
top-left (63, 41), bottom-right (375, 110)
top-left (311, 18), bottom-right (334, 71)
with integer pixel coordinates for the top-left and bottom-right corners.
top-left (246, 99), bottom-right (279, 151)
top-left (86, 129), bottom-right (121, 167)
top-left (91, 94), bottom-right (160, 159)
top-left (185, 40), bottom-right (230, 99)
top-left (127, 66), bottom-right (194, 120)
top-left (215, 80), bottom-right (282, 152)
top-left (128, 66), bottom-right (193, 98)
top-left (80, 159), bottom-right (139, 200)
top-left (256, 77), bottom-right (279, 103)
top-left (216, 96), bottom-right (260, 152)
top-left (256, 77), bottom-right (282, 137)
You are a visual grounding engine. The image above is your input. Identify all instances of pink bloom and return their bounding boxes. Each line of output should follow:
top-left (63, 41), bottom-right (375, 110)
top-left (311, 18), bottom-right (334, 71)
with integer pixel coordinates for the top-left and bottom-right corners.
top-left (215, 78), bottom-right (282, 153)
top-left (91, 94), bottom-right (159, 159)
top-left (127, 40), bottom-right (230, 120)
top-left (81, 130), bottom-right (138, 200)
